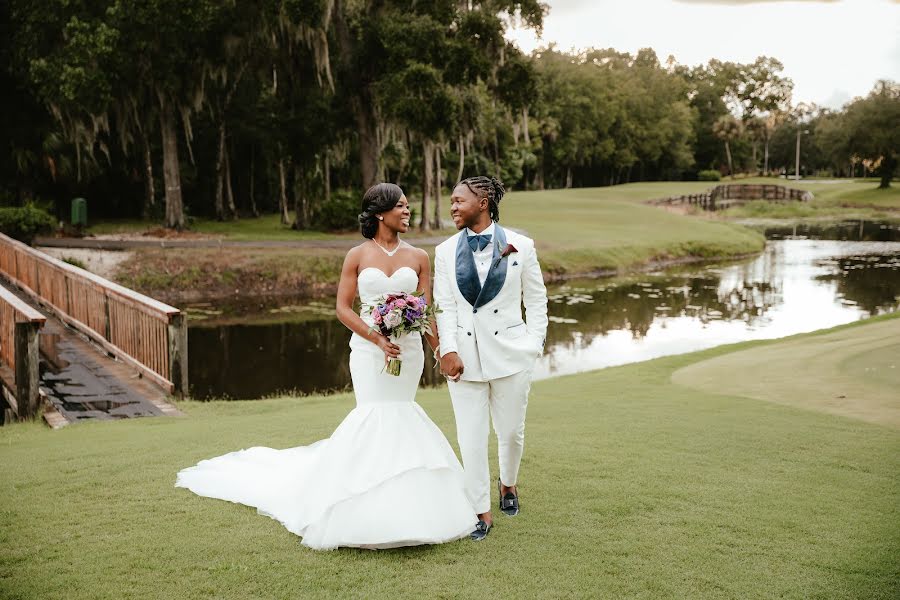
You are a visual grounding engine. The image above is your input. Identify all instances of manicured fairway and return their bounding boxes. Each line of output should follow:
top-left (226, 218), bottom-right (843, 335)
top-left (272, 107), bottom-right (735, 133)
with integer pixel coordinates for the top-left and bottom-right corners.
top-left (1, 315), bottom-right (897, 598)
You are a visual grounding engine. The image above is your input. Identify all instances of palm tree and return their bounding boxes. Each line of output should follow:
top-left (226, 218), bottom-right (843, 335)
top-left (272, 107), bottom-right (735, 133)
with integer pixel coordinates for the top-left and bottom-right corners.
top-left (712, 114), bottom-right (743, 179)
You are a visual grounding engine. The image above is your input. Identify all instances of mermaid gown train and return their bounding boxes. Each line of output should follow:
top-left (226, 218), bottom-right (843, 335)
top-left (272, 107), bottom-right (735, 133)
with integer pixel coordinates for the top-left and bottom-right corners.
top-left (175, 266), bottom-right (476, 550)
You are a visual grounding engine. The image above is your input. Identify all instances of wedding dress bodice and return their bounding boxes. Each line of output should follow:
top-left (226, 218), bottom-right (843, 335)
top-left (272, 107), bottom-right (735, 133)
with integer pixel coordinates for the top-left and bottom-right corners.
top-left (357, 266), bottom-right (420, 315)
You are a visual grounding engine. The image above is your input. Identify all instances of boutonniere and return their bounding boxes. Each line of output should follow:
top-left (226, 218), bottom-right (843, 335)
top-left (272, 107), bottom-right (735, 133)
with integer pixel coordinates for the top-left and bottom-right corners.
top-left (492, 243), bottom-right (518, 270)
top-left (500, 243), bottom-right (518, 258)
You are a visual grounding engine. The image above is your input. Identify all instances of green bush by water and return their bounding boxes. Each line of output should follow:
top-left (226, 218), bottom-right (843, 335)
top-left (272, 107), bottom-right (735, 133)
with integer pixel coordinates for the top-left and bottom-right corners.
top-left (0, 205), bottom-right (55, 244)
top-left (697, 169), bottom-right (722, 181)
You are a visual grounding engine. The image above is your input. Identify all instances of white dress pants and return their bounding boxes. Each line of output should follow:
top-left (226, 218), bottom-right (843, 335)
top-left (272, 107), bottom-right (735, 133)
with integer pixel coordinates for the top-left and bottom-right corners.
top-left (448, 368), bottom-right (532, 514)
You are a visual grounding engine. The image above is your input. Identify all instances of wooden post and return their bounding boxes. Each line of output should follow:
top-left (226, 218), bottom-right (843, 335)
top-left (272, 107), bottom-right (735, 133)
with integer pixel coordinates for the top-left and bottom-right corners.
top-left (15, 321), bottom-right (41, 419)
top-left (167, 313), bottom-right (188, 399)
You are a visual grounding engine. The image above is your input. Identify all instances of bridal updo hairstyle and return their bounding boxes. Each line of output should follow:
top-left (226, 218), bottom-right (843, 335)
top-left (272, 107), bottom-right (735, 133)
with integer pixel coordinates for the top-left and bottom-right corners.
top-left (458, 176), bottom-right (505, 222)
top-left (358, 183), bottom-right (404, 239)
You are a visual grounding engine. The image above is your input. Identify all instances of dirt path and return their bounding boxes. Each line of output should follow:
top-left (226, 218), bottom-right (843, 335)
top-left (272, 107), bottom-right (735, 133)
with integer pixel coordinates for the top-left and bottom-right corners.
top-left (34, 235), bottom-right (452, 250)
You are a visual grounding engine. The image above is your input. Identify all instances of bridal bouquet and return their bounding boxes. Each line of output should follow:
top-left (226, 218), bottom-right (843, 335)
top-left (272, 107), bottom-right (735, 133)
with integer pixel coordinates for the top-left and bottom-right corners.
top-left (368, 292), bottom-right (439, 376)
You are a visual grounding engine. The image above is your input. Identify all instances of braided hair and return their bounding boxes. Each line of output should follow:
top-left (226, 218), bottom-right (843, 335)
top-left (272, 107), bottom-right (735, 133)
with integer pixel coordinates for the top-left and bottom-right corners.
top-left (458, 176), bottom-right (505, 223)
top-left (358, 183), bottom-right (403, 238)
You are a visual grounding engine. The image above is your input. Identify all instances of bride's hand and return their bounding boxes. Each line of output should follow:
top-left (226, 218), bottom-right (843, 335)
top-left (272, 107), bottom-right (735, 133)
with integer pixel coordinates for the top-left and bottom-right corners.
top-left (375, 335), bottom-right (401, 362)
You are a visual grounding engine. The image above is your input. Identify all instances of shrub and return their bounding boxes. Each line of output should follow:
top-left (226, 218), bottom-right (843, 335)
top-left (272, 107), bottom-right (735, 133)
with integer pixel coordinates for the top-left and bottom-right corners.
top-left (311, 189), bottom-right (361, 232)
top-left (62, 256), bottom-right (87, 270)
top-left (698, 169), bottom-right (722, 182)
top-left (0, 205), bottom-right (56, 244)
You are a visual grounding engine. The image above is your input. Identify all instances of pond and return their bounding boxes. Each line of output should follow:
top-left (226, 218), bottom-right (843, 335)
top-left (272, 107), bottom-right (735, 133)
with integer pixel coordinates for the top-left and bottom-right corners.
top-left (187, 232), bottom-right (900, 400)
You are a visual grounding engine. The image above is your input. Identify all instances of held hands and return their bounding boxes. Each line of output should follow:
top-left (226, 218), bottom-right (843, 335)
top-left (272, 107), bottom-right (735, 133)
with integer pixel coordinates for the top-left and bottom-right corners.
top-left (440, 352), bottom-right (464, 382)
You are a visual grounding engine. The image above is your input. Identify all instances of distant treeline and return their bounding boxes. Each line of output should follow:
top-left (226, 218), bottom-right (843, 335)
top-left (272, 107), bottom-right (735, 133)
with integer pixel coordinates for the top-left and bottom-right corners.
top-left (3, 1), bottom-right (898, 230)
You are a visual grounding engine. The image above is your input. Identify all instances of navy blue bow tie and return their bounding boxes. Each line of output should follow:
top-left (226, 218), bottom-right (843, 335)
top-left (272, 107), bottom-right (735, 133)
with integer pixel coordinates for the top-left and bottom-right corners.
top-left (467, 234), bottom-right (492, 252)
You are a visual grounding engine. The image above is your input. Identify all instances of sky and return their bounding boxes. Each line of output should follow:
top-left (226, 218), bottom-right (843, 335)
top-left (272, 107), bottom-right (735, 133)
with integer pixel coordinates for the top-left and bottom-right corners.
top-left (505, 0), bottom-right (900, 109)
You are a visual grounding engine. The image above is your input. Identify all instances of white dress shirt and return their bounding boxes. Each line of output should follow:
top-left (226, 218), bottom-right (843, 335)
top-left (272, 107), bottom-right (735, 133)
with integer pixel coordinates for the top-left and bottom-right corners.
top-left (466, 223), bottom-right (496, 286)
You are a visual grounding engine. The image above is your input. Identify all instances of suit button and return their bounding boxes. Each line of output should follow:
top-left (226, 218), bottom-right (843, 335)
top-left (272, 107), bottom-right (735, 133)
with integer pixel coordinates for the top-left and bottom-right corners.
top-left (494, 331), bottom-right (498, 335)
top-left (493, 309), bottom-right (498, 313)
top-left (467, 332), bottom-right (472, 336)
top-left (473, 309), bottom-right (477, 313)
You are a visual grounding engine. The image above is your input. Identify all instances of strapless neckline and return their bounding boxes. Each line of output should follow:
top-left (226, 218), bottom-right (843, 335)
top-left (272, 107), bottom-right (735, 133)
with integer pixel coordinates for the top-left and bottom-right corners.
top-left (358, 266), bottom-right (417, 279)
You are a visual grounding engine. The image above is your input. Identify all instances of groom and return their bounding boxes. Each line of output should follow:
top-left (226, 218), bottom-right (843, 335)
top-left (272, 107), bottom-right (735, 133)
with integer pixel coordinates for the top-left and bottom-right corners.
top-left (433, 175), bottom-right (548, 541)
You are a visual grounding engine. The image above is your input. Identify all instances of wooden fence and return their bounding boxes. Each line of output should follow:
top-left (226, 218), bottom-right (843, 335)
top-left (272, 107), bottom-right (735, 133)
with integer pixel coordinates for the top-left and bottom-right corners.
top-left (0, 232), bottom-right (187, 396)
top-left (0, 282), bottom-right (45, 422)
top-left (651, 184), bottom-right (813, 209)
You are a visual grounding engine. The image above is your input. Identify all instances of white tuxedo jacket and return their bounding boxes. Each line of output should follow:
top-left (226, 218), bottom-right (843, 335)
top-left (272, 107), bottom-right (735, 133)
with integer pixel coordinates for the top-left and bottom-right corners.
top-left (433, 225), bottom-right (548, 382)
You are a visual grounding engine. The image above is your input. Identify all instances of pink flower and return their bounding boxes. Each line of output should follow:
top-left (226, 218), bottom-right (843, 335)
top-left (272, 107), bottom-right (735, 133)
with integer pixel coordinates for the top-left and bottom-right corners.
top-left (384, 311), bottom-right (402, 329)
top-left (373, 312), bottom-right (383, 324)
top-left (395, 298), bottom-right (408, 308)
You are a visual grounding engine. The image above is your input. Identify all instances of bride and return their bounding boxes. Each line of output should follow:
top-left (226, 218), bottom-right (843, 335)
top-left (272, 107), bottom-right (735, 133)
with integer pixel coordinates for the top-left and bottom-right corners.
top-left (176, 183), bottom-right (476, 550)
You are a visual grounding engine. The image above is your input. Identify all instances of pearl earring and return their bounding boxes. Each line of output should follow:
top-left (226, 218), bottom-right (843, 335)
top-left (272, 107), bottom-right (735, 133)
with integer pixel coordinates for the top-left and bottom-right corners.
top-left (378, 216), bottom-right (384, 221)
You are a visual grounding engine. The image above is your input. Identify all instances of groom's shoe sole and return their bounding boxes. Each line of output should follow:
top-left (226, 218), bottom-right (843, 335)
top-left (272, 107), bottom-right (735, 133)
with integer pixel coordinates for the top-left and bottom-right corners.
top-left (498, 478), bottom-right (520, 517)
top-left (470, 520), bottom-right (492, 542)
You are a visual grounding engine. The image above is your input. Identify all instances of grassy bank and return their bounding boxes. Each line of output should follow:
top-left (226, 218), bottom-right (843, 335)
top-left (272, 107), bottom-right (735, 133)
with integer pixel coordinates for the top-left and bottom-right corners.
top-left (114, 247), bottom-right (348, 303)
top-left (716, 178), bottom-right (900, 222)
top-left (93, 178), bottom-right (899, 300)
top-left (108, 184), bottom-right (767, 300)
top-left (2, 315), bottom-right (898, 599)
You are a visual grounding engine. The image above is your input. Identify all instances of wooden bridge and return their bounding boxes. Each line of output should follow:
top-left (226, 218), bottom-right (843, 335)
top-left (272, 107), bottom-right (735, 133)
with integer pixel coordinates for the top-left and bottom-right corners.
top-left (0, 232), bottom-right (187, 427)
top-left (650, 183), bottom-right (814, 210)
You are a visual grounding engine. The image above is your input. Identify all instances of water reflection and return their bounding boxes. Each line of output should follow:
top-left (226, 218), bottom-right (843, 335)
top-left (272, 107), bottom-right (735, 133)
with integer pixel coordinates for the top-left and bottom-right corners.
top-left (188, 240), bottom-right (900, 399)
top-left (764, 220), bottom-right (900, 242)
top-left (532, 240), bottom-right (900, 380)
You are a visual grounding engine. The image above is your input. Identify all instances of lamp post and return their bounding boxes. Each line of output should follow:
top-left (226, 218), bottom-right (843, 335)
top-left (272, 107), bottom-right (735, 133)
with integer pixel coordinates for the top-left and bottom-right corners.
top-left (792, 102), bottom-right (812, 181)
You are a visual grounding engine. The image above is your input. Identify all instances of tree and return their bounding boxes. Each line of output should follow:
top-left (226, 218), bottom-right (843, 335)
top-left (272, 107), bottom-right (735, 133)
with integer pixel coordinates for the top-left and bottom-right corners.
top-left (843, 80), bottom-right (900, 188)
top-left (713, 115), bottom-right (742, 178)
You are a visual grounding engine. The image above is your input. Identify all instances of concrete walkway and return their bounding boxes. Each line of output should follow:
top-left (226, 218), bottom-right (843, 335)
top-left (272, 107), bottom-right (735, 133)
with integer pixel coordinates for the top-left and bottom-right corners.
top-left (33, 235), bottom-right (452, 250)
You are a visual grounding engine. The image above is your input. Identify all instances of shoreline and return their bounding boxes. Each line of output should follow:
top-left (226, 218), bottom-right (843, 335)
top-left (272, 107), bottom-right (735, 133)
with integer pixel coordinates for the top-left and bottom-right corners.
top-left (129, 247), bottom-right (766, 305)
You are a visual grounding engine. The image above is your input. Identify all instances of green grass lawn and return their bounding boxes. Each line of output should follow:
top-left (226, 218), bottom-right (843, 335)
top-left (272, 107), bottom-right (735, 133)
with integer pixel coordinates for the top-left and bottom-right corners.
top-left (502, 185), bottom-right (765, 276)
top-left (2, 315), bottom-right (898, 599)
top-left (716, 178), bottom-right (900, 221)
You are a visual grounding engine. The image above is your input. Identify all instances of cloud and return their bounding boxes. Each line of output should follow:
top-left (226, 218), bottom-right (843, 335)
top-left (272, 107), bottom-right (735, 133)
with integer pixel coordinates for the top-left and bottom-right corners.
top-left (675, 0), bottom-right (838, 4)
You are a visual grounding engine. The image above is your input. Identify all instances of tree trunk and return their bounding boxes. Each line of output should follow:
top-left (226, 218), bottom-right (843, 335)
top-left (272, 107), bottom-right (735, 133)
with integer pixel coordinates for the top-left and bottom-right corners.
top-left (142, 134), bottom-right (155, 220)
top-left (565, 165), bottom-right (573, 188)
top-left (214, 121), bottom-right (227, 220)
top-left (433, 144), bottom-right (442, 229)
top-left (160, 102), bottom-right (184, 229)
top-left (493, 126), bottom-right (500, 177)
top-left (522, 107), bottom-right (530, 145)
top-left (248, 146), bottom-right (259, 217)
top-left (879, 155), bottom-right (895, 189)
top-left (224, 144), bottom-right (236, 219)
top-left (420, 140), bottom-right (433, 231)
top-left (324, 153), bottom-right (331, 204)
top-left (456, 134), bottom-right (465, 183)
top-left (333, 0), bottom-right (379, 189)
top-left (725, 141), bottom-right (734, 180)
top-left (292, 164), bottom-right (309, 230)
top-left (278, 158), bottom-right (290, 225)
top-left (764, 139), bottom-right (770, 176)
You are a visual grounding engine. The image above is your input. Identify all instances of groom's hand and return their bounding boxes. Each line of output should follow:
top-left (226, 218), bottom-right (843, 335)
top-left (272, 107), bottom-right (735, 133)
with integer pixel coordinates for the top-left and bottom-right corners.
top-left (440, 352), bottom-right (464, 381)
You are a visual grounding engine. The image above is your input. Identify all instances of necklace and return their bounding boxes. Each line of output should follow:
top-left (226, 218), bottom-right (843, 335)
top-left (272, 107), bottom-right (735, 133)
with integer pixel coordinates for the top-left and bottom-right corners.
top-left (371, 238), bottom-right (402, 256)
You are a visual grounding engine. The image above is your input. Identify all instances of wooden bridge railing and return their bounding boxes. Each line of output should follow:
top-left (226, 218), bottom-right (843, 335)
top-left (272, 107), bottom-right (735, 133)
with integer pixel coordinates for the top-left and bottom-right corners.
top-left (0, 282), bottom-right (45, 422)
top-left (0, 232), bottom-right (187, 396)
top-left (650, 183), bottom-right (813, 209)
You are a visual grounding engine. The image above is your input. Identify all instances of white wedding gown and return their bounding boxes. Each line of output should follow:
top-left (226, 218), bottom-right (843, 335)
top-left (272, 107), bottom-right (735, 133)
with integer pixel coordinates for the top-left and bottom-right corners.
top-left (176, 266), bottom-right (476, 550)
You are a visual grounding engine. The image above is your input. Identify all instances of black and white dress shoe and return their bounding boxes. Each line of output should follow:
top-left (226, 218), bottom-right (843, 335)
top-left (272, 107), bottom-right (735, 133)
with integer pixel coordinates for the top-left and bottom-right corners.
top-left (470, 519), bottom-right (492, 542)
top-left (498, 479), bottom-right (520, 517)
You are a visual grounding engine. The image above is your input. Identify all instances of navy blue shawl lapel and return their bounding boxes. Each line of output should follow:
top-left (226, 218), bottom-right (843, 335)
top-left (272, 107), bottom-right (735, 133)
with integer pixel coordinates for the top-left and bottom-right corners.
top-left (455, 232), bottom-right (480, 307)
top-left (474, 225), bottom-right (508, 308)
